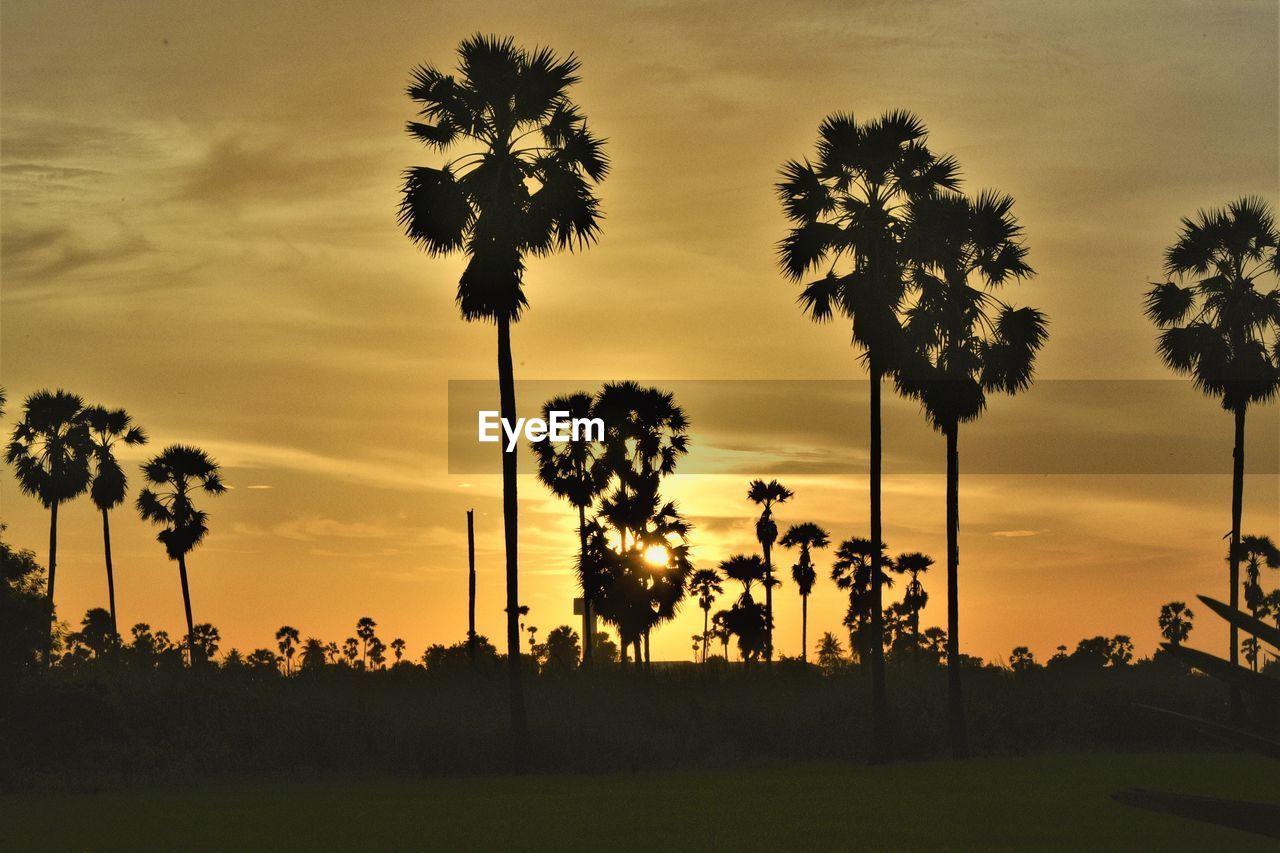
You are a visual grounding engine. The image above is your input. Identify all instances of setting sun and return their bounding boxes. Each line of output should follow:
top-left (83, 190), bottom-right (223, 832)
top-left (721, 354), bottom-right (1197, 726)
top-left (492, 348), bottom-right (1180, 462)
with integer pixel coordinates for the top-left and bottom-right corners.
top-left (643, 545), bottom-right (669, 567)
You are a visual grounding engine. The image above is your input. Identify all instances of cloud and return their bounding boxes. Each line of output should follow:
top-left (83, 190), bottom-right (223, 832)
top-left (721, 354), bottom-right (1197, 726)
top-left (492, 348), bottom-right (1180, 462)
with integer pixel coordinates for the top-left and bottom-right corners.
top-left (993, 529), bottom-right (1051, 538)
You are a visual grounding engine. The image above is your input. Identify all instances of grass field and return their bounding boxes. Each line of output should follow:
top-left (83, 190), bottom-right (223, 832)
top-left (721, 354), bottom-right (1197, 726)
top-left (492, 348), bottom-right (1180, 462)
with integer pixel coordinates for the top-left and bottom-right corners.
top-left (2, 751), bottom-right (1276, 851)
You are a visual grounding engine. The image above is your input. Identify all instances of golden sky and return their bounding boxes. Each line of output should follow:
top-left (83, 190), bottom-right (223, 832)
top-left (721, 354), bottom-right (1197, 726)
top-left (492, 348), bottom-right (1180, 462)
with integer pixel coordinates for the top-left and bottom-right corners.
top-left (2, 0), bottom-right (1277, 664)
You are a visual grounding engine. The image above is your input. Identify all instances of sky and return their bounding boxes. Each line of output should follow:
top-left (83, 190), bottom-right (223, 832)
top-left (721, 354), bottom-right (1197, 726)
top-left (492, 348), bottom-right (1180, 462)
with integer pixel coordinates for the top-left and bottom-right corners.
top-left (1, 0), bottom-right (1277, 665)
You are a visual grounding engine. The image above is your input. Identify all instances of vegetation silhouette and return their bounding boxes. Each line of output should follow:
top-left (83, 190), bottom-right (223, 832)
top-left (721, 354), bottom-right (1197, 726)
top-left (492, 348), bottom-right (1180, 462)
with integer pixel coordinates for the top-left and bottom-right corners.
top-left (747, 479), bottom-right (792, 665)
top-left (779, 522), bottom-right (830, 662)
top-left (81, 405), bottom-right (148, 637)
top-left (777, 110), bottom-right (960, 761)
top-left (135, 445), bottom-right (226, 665)
top-left (686, 568), bottom-right (724, 664)
top-left (399, 34), bottom-right (607, 739)
top-left (894, 187), bottom-right (1047, 757)
top-left (1145, 197), bottom-right (1280, 715)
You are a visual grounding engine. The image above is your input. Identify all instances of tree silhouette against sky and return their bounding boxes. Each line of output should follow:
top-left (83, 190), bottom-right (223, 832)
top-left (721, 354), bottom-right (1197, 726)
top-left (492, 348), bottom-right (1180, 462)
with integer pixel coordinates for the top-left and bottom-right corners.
top-left (777, 110), bottom-right (958, 761)
top-left (399, 34), bottom-right (607, 739)
top-left (82, 405), bottom-right (148, 637)
top-left (779, 522), bottom-right (829, 662)
top-left (1145, 197), bottom-right (1280, 711)
top-left (895, 188), bottom-right (1046, 758)
top-left (5, 389), bottom-right (93, 639)
top-left (136, 445), bottom-right (226, 666)
top-left (747, 479), bottom-right (792, 665)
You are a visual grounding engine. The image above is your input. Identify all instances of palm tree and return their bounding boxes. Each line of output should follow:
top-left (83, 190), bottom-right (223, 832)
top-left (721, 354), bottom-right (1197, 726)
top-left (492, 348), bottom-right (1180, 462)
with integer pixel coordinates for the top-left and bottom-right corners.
top-left (81, 405), bottom-right (148, 637)
top-left (399, 34), bottom-right (607, 738)
top-left (747, 479), bottom-right (793, 663)
top-left (895, 189), bottom-right (1046, 758)
top-left (779, 522), bottom-right (830, 661)
top-left (687, 568), bottom-right (724, 663)
top-left (815, 631), bottom-right (845, 670)
top-left (1235, 534), bottom-right (1279, 671)
top-left (720, 554), bottom-right (767, 663)
top-left (777, 110), bottom-right (959, 759)
top-left (275, 625), bottom-right (300, 675)
top-left (356, 616), bottom-right (377, 668)
top-left (532, 391), bottom-right (606, 664)
top-left (831, 537), bottom-right (895, 663)
top-left (391, 637), bottom-right (406, 664)
top-left (710, 609), bottom-right (731, 661)
top-left (1146, 197), bottom-right (1280, 702)
top-left (135, 445), bottom-right (226, 665)
top-left (5, 390), bottom-right (93, 625)
top-left (894, 552), bottom-right (933, 644)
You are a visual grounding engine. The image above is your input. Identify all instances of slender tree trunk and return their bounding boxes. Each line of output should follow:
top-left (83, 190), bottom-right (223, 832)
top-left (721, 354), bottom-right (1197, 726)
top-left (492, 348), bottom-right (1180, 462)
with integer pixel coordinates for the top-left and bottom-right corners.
top-left (579, 503), bottom-right (592, 666)
top-left (47, 500), bottom-right (59, 607)
top-left (946, 424), bottom-right (968, 758)
top-left (643, 629), bottom-right (651, 670)
top-left (1228, 404), bottom-right (1246, 720)
top-left (702, 606), bottom-right (709, 663)
top-left (633, 639), bottom-right (642, 671)
top-left (497, 316), bottom-right (529, 741)
top-left (101, 508), bottom-right (118, 639)
top-left (868, 365), bottom-right (891, 762)
top-left (801, 594), bottom-right (809, 662)
top-left (763, 538), bottom-right (774, 665)
top-left (177, 552), bottom-right (197, 666)
top-left (467, 509), bottom-right (477, 663)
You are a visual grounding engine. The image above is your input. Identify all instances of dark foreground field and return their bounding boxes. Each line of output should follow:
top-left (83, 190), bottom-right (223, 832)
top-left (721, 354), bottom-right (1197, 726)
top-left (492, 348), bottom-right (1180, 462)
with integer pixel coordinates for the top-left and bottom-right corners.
top-left (2, 751), bottom-right (1277, 851)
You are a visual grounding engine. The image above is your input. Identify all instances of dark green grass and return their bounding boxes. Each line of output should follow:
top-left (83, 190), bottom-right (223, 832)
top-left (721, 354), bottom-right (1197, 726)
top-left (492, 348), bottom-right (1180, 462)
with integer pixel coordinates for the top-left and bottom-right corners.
top-left (2, 751), bottom-right (1276, 851)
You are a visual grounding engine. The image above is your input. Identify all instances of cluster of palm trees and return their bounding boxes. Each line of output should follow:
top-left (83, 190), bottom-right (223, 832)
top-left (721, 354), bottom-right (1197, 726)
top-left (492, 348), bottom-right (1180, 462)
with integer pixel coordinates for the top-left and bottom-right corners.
top-left (2, 387), bottom-right (225, 663)
top-left (399, 33), bottom-right (1279, 762)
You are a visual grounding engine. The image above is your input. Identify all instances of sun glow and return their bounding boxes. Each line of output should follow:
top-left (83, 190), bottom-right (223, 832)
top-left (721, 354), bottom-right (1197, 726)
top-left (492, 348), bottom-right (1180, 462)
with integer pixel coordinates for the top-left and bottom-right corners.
top-left (643, 544), bottom-right (669, 566)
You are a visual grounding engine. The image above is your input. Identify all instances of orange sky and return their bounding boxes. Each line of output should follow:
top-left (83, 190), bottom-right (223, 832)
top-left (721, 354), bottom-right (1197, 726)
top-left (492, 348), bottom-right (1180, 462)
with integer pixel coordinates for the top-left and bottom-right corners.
top-left (1, 1), bottom-right (1277, 665)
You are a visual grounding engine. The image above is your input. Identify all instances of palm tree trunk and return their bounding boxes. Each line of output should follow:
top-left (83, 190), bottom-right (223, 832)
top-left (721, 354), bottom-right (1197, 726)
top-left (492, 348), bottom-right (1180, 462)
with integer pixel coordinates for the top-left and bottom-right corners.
top-left (467, 509), bottom-right (477, 664)
top-left (801, 594), bottom-right (809, 662)
top-left (47, 500), bottom-right (58, 607)
top-left (868, 364), bottom-right (891, 762)
top-left (1228, 404), bottom-right (1245, 720)
top-left (702, 607), bottom-right (709, 663)
top-left (102, 508), bottom-right (118, 638)
top-left (763, 540), bottom-right (774, 665)
top-left (579, 503), bottom-right (591, 666)
top-left (497, 315), bottom-right (529, 741)
top-left (643, 629), bottom-right (651, 670)
top-left (177, 552), bottom-right (197, 666)
top-left (946, 424), bottom-right (968, 759)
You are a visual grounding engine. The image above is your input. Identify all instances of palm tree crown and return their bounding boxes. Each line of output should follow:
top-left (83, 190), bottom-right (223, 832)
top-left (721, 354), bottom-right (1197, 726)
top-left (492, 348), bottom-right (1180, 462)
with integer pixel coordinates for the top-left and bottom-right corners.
top-left (6, 390), bottom-right (92, 510)
top-left (399, 34), bottom-right (608, 323)
top-left (780, 521), bottom-right (830, 596)
top-left (82, 406), bottom-right (148, 512)
top-left (1145, 197), bottom-right (1280, 411)
top-left (136, 445), bottom-right (226, 559)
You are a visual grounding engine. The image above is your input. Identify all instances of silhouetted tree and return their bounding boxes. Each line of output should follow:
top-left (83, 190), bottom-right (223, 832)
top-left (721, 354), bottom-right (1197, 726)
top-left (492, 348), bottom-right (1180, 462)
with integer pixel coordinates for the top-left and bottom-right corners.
top-left (1158, 601), bottom-right (1194, 647)
top-left (538, 625), bottom-right (581, 671)
top-left (187, 623), bottom-right (220, 663)
top-left (1008, 646), bottom-right (1037, 673)
top-left (780, 522), bottom-right (830, 662)
top-left (532, 391), bottom-right (606, 664)
top-left (0, 527), bottom-right (48, 675)
top-left (687, 568), bottom-right (724, 663)
top-left (1146, 197), bottom-right (1280, 706)
top-left (5, 390), bottom-right (92, 633)
top-left (590, 631), bottom-right (618, 664)
top-left (895, 552), bottom-right (933, 645)
top-left (275, 625), bottom-right (300, 675)
top-left (300, 638), bottom-right (327, 672)
top-left (815, 631), bottom-right (845, 671)
top-left (342, 637), bottom-right (359, 667)
top-left (69, 607), bottom-right (118, 660)
top-left (831, 537), bottom-right (895, 663)
top-left (747, 479), bottom-right (793, 663)
top-left (1235, 534), bottom-right (1279, 671)
top-left (81, 405), bottom-right (147, 637)
top-left (721, 555), bottom-right (767, 663)
top-left (922, 626), bottom-right (948, 663)
top-left (136, 445), bottom-right (226, 666)
top-left (391, 637), bottom-right (406, 664)
top-left (778, 110), bottom-right (959, 760)
top-left (368, 637), bottom-right (387, 671)
top-left (246, 648), bottom-right (278, 674)
top-left (896, 188), bottom-right (1045, 759)
top-left (711, 609), bottom-right (731, 661)
top-left (400, 34), bottom-right (607, 739)
top-left (356, 617), bottom-right (377, 668)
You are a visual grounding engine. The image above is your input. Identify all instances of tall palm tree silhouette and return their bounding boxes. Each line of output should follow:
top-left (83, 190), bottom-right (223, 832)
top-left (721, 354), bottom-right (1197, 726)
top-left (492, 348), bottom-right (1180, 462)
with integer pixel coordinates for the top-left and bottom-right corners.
top-left (399, 35), bottom-right (607, 736)
top-left (136, 445), bottom-right (226, 665)
top-left (720, 554), bottom-right (767, 663)
top-left (5, 390), bottom-right (93, 624)
top-left (81, 405), bottom-right (148, 637)
top-left (532, 391), bottom-right (606, 664)
top-left (894, 552), bottom-right (933, 644)
top-left (777, 110), bottom-right (958, 759)
top-left (779, 522), bottom-right (830, 662)
top-left (687, 568), bottom-right (724, 663)
top-left (895, 188), bottom-right (1045, 758)
top-left (831, 537), bottom-right (895, 663)
top-left (1146, 197), bottom-right (1279, 709)
top-left (747, 479), bottom-right (793, 663)
top-left (276, 625), bottom-right (300, 675)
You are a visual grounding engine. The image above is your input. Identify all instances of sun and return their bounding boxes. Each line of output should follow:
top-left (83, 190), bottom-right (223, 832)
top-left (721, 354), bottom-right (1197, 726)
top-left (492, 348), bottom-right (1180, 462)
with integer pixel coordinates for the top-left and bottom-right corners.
top-left (643, 544), bottom-right (669, 566)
